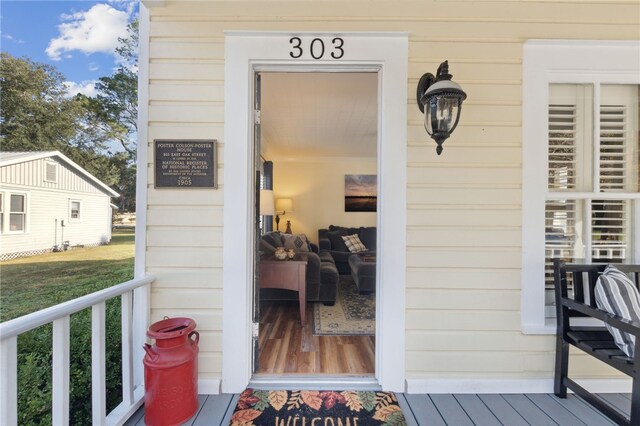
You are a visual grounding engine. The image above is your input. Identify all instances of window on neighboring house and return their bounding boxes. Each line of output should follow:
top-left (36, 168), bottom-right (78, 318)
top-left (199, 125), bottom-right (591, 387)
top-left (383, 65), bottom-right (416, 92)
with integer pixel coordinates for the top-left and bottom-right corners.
top-left (70, 200), bottom-right (81, 221)
top-left (45, 161), bottom-right (58, 183)
top-left (522, 40), bottom-right (640, 333)
top-left (9, 194), bottom-right (26, 232)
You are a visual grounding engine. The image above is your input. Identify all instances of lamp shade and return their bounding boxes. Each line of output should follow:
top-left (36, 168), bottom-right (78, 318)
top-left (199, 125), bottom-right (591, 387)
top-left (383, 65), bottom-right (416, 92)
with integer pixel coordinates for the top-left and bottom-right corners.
top-left (276, 198), bottom-right (293, 214)
top-left (259, 190), bottom-right (275, 216)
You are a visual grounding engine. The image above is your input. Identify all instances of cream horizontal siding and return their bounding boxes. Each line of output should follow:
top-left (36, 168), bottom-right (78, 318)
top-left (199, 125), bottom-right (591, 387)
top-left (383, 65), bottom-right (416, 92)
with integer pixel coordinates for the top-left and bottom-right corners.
top-left (407, 268), bottom-right (521, 290)
top-left (145, 11), bottom-right (226, 380)
top-left (400, 0), bottom-right (637, 384)
top-left (406, 289), bottom-right (521, 311)
top-left (145, 0), bottom-right (640, 384)
top-left (407, 331), bottom-right (554, 352)
top-left (149, 83), bottom-right (225, 102)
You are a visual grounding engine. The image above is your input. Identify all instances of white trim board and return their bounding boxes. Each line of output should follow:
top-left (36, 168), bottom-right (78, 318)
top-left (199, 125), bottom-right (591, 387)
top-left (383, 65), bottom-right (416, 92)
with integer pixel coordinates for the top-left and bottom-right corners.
top-left (199, 379), bottom-right (222, 395)
top-left (222, 31), bottom-right (408, 393)
top-left (249, 377), bottom-right (381, 392)
top-left (406, 379), bottom-right (632, 394)
top-left (134, 3), bottom-right (152, 392)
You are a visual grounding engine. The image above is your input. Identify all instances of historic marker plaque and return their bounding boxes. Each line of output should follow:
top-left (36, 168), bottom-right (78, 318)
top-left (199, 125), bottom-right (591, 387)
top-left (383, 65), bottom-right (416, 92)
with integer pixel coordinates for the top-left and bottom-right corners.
top-left (154, 140), bottom-right (216, 188)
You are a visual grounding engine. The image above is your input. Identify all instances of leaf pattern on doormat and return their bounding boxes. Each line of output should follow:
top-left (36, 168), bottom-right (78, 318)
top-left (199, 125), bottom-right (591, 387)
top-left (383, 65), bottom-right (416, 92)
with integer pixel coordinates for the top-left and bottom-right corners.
top-left (268, 390), bottom-right (288, 411)
top-left (300, 390), bottom-right (323, 410)
top-left (286, 390), bottom-right (303, 410)
top-left (319, 391), bottom-right (346, 409)
top-left (229, 389), bottom-right (408, 426)
top-left (342, 391), bottom-right (364, 412)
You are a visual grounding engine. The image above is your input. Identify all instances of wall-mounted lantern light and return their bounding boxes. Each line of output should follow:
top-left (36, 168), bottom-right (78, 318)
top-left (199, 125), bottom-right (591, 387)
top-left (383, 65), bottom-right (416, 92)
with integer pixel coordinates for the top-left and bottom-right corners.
top-left (417, 60), bottom-right (467, 155)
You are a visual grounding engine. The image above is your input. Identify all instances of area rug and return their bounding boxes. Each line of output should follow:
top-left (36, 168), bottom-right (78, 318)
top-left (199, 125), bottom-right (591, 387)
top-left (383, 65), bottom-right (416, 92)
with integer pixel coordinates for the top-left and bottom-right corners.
top-left (229, 389), bottom-right (407, 426)
top-left (313, 276), bottom-right (375, 335)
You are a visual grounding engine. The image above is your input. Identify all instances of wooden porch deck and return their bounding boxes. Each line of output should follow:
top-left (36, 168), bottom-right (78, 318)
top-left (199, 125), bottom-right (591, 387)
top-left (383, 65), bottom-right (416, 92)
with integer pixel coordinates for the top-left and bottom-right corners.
top-left (125, 392), bottom-right (626, 425)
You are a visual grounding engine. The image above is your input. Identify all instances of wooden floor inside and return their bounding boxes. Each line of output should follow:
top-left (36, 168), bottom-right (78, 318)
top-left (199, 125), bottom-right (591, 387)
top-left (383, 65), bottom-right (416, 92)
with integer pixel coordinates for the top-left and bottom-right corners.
top-left (256, 301), bottom-right (375, 375)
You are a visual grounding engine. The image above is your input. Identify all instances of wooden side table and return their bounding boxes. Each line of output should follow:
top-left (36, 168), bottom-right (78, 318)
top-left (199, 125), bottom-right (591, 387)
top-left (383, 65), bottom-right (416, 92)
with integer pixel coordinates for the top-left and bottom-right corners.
top-left (259, 254), bottom-right (308, 325)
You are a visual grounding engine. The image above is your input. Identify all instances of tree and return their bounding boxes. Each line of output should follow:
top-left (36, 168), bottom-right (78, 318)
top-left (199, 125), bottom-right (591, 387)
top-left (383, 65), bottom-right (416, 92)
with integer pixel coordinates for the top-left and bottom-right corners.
top-left (0, 53), bottom-right (81, 151)
top-left (0, 20), bottom-right (139, 211)
top-left (109, 152), bottom-right (137, 211)
top-left (90, 20), bottom-right (138, 159)
top-left (79, 20), bottom-right (138, 210)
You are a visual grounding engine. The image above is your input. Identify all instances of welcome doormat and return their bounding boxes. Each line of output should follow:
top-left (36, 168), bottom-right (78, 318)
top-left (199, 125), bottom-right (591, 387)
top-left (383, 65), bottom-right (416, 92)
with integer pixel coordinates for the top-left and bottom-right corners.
top-left (313, 276), bottom-right (375, 335)
top-left (230, 389), bottom-right (407, 426)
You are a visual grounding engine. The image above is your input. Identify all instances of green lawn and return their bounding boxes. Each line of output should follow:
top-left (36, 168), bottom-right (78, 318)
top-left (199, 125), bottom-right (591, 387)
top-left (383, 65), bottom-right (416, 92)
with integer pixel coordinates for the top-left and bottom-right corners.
top-left (1, 231), bottom-right (135, 322)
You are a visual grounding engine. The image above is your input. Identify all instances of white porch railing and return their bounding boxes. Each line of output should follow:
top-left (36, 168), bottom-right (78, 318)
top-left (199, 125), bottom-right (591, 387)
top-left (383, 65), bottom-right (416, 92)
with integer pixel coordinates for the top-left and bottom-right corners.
top-left (0, 274), bottom-right (155, 426)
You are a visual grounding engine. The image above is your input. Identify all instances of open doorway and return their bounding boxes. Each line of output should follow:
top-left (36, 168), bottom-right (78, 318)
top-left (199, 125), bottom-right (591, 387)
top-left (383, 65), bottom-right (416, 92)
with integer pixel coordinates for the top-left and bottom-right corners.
top-left (254, 72), bottom-right (378, 377)
top-left (222, 32), bottom-right (407, 392)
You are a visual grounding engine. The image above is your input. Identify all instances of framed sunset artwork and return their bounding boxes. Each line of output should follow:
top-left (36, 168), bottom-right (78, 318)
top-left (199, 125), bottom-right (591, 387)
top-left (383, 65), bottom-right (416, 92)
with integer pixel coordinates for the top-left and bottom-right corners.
top-left (345, 174), bottom-right (377, 212)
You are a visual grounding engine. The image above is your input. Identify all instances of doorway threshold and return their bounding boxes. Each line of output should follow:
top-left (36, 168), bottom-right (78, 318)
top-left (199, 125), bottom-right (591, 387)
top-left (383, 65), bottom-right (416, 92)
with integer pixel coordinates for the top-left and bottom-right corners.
top-left (249, 375), bottom-right (381, 391)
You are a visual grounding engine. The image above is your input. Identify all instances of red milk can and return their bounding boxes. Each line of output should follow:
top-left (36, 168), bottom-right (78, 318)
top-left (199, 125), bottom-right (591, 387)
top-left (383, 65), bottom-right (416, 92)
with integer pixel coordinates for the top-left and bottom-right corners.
top-left (143, 317), bottom-right (199, 426)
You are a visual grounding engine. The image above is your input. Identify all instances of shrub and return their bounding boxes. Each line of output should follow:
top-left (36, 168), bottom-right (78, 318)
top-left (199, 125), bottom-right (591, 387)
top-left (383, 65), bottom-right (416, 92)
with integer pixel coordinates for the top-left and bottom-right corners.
top-left (17, 299), bottom-right (123, 425)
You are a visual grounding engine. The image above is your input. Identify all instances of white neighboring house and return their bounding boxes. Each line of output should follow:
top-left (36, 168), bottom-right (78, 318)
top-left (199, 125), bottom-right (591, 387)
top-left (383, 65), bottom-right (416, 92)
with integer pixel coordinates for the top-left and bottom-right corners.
top-left (0, 151), bottom-right (119, 261)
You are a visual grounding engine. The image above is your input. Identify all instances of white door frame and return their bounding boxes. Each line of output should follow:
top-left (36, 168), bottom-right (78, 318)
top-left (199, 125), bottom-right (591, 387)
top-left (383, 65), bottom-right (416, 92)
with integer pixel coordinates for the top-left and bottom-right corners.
top-left (222, 31), bottom-right (408, 393)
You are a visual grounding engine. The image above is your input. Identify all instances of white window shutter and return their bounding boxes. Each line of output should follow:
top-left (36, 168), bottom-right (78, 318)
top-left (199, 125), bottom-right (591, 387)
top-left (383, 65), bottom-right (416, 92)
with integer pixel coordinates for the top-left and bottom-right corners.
top-left (600, 85), bottom-right (639, 194)
top-left (548, 104), bottom-right (577, 191)
top-left (591, 199), bottom-right (629, 262)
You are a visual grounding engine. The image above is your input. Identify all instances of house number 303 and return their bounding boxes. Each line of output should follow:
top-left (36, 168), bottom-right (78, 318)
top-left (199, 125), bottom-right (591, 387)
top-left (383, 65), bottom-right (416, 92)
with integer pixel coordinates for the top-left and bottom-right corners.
top-left (289, 37), bottom-right (345, 59)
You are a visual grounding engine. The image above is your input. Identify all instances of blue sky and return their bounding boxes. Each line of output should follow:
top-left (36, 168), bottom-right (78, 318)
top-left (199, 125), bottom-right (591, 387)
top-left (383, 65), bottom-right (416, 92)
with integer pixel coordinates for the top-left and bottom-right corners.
top-left (1, 0), bottom-right (138, 96)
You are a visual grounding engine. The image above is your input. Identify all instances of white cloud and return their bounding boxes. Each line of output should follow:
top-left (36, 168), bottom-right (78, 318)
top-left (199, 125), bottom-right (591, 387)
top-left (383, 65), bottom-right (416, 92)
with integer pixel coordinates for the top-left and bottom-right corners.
top-left (3, 34), bottom-right (25, 44)
top-left (109, 0), bottom-right (138, 17)
top-left (46, 3), bottom-right (129, 61)
top-left (88, 62), bottom-right (100, 72)
top-left (64, 80), bottom-right (98, 97)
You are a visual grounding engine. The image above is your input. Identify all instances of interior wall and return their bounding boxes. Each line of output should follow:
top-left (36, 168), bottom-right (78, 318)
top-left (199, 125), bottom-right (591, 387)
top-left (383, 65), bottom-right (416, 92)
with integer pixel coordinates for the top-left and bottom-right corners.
top-left (271, 158), bottom-right (377, 244)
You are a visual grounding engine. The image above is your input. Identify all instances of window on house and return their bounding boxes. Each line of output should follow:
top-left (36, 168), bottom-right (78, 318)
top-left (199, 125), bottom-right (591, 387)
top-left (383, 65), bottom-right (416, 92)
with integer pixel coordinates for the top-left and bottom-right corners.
top-left (45, 161), bottom-right (58, 182)
top-left (70, 200), bottom-right (81, 221)
top-left (544, 84), bottom-right (639, 290)
top-left (522, 40), bottom-right (640, 333)
top-left (9, 194), bottom-right (26, 232)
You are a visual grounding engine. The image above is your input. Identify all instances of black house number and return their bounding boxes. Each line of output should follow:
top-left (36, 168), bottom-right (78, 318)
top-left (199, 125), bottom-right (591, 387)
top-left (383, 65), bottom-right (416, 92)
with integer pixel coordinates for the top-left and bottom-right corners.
top-left (289, 37), bottom-right (345, 60)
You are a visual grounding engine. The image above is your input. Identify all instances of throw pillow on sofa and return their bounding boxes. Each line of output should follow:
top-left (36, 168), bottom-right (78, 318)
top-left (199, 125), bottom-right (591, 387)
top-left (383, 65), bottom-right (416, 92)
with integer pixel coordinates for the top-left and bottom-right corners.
top-left (594, 264), bottom-right (640, 357)
top-left (282, 234), bottom-right (310, 252)
top-left (327, 231), bottom-right (349, 252)
top-left (261, 232), bottom-right (283, 250)
top-left (342, 234), bottom-right (367, 253)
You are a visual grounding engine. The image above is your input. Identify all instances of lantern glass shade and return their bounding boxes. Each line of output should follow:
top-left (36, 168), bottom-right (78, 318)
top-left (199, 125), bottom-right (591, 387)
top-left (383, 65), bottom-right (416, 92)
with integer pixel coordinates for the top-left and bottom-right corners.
top-left (421, 79), bottom-right (466, 142)
top-left (425, 96), bottom-right (461, 135)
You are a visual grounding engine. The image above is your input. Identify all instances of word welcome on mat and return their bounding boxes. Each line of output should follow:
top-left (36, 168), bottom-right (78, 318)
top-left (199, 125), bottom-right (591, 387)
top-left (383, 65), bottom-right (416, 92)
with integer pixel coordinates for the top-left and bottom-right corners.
top-left (230, 389), bottom-right (407, 425)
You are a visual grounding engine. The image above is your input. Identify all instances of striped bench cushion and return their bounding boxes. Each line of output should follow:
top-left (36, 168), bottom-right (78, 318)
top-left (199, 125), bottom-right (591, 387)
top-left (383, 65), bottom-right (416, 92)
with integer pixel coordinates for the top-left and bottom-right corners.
top-left (594, 265), bottom-right (640, 357)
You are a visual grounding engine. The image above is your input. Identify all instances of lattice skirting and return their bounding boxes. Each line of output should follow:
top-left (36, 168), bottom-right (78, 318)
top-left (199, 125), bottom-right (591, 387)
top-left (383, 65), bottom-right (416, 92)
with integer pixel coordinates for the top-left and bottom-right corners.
top-left (1, 241), bottom-right (106, 261)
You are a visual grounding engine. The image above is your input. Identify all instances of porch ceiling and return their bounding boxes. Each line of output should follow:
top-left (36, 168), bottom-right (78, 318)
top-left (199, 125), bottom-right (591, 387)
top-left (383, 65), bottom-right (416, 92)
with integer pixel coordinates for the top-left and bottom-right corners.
top-left (260, 72), bottom-right (378, 161)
